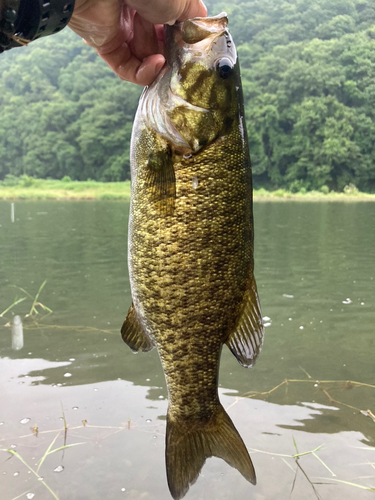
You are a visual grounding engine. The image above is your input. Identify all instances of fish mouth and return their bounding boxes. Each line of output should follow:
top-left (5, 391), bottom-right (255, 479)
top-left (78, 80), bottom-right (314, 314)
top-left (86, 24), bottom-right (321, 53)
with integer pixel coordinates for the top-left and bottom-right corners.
top-left (164, 12), bottom-right (232, 67)
top-left (181, 12), bottom-right (229, 44)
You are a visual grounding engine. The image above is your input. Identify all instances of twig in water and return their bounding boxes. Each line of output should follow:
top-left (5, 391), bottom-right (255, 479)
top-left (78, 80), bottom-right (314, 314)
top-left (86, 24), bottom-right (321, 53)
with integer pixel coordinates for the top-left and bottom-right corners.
top-left (242, 378), bottom-right (375, 399)
top-left (286, 437), bottom-right (325, 499)
top-left (299, 366), bottom-right (312, 379)
top-left (295, 459), bottom-right (322, 500)
top-left (360, 409), bottom-right (375, 422)
top-left (18, 322), bottom-right (116, 335)
top-left (290, 459), bottom-right (298, 498)
top-left (323, 389), bottom-right (375, 422)
top-left (60, 401), bottom-right (68, 450)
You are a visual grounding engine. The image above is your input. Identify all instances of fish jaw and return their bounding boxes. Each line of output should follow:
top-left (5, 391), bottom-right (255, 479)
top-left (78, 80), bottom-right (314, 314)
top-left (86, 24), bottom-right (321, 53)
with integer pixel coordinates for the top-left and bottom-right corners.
top-left (134, 14), bottom-right (240, 156)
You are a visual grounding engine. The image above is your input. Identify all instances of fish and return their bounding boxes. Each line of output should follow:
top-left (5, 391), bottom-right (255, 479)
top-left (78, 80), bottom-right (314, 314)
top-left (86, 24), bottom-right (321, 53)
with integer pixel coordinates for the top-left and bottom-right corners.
top-left (121, 12), bottom-right (264, 500)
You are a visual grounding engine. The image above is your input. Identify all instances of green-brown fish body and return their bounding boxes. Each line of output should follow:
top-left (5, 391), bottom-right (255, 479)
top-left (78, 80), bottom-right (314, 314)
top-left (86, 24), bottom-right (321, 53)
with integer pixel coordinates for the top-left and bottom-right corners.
top-left (121, 13), bottom-right (264, 500)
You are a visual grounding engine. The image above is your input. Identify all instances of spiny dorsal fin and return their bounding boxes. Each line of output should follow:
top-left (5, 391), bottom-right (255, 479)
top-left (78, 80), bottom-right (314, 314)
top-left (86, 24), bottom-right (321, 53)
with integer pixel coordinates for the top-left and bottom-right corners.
top-left (226, 278), bottom-right (264, 368)
top-left (121, 303), bottom-right (155, 353)
top-left (145, 144), bottom-right (176, 216)
top-left (166, 404), bottom-right (256, 500)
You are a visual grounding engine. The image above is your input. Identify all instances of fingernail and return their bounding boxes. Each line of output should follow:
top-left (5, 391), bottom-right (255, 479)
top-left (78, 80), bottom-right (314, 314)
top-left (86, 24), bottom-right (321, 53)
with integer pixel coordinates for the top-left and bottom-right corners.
top-left (155, 60), bottom-right (165, 74)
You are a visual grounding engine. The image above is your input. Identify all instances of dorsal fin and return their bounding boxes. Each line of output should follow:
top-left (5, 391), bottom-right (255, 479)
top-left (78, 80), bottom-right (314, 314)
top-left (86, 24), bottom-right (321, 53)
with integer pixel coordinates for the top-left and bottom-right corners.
top-left (121, 303), bottom-right (155, 353)
top-left (225, 279), bottom-right (264, 368)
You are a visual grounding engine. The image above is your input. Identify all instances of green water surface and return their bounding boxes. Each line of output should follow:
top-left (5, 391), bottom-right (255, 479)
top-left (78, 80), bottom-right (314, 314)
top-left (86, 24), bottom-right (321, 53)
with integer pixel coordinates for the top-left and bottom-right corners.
top-left (0, 201), bottom-right (374, 500)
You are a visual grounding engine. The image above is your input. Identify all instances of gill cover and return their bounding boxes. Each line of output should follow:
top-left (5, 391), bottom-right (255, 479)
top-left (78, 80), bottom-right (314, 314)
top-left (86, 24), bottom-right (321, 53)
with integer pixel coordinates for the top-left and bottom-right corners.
top-left (139, 12), bottom-right (240, 153)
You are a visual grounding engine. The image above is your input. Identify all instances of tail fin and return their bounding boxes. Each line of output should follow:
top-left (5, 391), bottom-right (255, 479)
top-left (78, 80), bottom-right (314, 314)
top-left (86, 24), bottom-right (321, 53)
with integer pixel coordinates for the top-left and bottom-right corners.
top-left (166, 404), bottom-right (256, 500)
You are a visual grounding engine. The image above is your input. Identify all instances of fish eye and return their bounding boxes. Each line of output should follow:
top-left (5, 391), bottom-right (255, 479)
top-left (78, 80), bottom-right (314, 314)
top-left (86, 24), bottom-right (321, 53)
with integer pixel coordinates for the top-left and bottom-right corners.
top-left (215, 58), bottom-right (234, 79)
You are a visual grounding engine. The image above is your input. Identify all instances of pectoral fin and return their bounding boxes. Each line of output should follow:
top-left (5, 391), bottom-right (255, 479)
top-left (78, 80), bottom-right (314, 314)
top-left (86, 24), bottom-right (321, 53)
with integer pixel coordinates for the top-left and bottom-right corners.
top-left (145, 144), bottom-right (176, 216)
top-left (121, 303), bottom-right (155, 353)
top-left (226, 279), bottom-right (264, 368)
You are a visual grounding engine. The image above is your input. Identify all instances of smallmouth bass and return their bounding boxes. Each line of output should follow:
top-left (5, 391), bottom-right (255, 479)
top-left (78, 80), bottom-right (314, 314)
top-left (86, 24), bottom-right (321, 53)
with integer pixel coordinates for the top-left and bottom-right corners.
top-left (121, 13), bottom-right (264, 500)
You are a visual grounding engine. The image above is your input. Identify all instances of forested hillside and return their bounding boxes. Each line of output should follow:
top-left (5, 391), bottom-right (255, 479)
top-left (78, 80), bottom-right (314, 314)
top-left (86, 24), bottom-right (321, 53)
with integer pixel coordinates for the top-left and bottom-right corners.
top-left (1, 0), bottom-right (375, 192)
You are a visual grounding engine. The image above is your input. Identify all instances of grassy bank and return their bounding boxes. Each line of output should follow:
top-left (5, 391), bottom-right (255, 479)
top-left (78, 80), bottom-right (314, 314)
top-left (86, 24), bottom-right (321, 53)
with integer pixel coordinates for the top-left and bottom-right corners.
top-left (253, 186), bottom-right (375, 201)
top-left (0, 178), bottom-right (131, 200)
top-left (1, 177), bottom-right (375, 201)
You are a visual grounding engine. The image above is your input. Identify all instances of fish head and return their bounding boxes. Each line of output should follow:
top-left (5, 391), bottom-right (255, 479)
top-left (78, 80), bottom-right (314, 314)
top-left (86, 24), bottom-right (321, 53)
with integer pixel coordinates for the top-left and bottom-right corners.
top-left (144, 13), bottom-right (241, 153)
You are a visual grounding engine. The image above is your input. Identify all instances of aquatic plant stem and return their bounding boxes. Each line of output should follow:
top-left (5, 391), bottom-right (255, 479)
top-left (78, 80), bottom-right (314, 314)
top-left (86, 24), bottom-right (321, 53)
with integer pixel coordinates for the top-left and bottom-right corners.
top-left (2, 449), bottom-right (60, 500)
top-left (317, 478), bottom-right (375, 491)
top-left (0, 297), bottom-right (26, 317)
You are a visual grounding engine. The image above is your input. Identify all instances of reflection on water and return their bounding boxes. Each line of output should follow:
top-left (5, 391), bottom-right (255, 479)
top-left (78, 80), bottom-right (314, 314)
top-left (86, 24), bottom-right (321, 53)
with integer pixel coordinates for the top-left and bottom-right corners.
top-left (0, 201), bottom-right (374, 499)
top-left (11, 315), bottom-right (23, 350)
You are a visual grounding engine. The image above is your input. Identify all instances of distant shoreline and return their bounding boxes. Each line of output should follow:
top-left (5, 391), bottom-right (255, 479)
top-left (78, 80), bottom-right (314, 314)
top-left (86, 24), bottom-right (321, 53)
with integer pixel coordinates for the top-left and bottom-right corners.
top-left (0, 180), bottom-right (374, 202)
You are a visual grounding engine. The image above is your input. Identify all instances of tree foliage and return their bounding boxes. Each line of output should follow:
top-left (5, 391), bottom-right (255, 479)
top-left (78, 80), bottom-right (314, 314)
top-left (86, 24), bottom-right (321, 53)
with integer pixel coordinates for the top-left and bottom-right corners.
top-left (1, 0), bottom-right (375, 191)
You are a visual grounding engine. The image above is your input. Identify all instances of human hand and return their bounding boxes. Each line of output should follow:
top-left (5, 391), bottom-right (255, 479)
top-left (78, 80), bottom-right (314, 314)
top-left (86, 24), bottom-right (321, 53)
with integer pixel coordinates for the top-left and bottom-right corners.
top-left (69, 0), bottom-right (207, 86)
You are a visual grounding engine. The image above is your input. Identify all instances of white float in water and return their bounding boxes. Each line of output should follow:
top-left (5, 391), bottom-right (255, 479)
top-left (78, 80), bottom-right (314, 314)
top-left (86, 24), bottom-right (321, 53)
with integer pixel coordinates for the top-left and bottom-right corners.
top-left (12, 316), bottom-right (23, 350)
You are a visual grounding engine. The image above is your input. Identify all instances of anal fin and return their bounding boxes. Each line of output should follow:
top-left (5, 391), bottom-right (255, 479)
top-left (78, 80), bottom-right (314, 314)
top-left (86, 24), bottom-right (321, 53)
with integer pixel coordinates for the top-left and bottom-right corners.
top-left (226, 278), bottom-right (264, 368)
top-left (121, 303), bottom-right (155, 353)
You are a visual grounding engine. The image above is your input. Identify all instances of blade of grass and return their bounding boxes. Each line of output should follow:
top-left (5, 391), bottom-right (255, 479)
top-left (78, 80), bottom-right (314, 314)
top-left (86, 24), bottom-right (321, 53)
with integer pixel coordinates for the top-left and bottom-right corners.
top-left (248, 448), bottom-right (291, 457)
top-left (10, 489), bottom-right (33, 500)
top-left (34, 302), bottom-right (53, 313)
top-left (292, 445), bottom-right (323, 458)
top-left (290, 462), bottom-right (298, 498)
top-left (9, 282), bottom-right (53, 317)
top-left (292, 436), bottom-right (299, 455)
top-left (9, 285), bottom-right (34, 300)
top-left (46, 442), bottom-right (85, 455)
top-left (29, 280), bottom-right (48, 316)
top-left (312, 451), bottom-right (336, 476)
top-left (60, 401), bottom-right (67, 431)
top-left (281, 457), bottom-right (295, 472)
top-left (2, 449), bottom-right (59, 500)
top-left (37, 439), bottom-right (84, 472)
top-left (295, 460), bottom-right (322, 500)
top-left (317, 478), bottom-right (375, 491)
top-left (37, 433), bottom-right (59, 472)
top-left (0, 297), bottom-right (27, 317)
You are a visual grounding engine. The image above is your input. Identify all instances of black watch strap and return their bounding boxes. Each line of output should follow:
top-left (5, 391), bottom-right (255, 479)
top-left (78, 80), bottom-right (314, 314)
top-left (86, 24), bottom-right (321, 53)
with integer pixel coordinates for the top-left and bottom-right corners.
top-left (0, 0), bottom-right (75, 52)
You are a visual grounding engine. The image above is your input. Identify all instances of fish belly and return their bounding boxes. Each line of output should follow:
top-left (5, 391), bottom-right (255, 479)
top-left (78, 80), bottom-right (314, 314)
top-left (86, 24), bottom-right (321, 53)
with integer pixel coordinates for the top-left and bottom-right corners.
top-left (129, 124), bottom-right (253, 416)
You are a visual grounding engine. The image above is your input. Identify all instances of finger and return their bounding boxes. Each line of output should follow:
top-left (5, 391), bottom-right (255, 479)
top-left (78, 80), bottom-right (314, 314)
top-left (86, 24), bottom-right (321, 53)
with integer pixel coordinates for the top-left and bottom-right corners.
top-left (131, 12), bottom-right (159, 61)
top-left (135, 55), bottom-right (166, 86)
top-left (97, 40), bottom-right (165, 85)
top-left (178, 0), bottom-right (207, 21)
top-left (69, 0), bottom-right (121, 48)
top-left (125, 0), bottom-right (207, 25)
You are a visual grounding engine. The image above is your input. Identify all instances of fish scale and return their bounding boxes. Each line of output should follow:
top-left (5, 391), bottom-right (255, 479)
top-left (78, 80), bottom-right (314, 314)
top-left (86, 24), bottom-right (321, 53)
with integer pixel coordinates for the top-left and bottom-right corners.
top-left (121, 13), bottom-right (264, 500)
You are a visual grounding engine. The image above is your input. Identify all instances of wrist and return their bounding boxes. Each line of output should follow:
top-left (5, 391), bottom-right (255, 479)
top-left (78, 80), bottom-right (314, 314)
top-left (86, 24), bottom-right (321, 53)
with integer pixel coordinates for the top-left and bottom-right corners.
top-left (0, 0), bottom-right (75, 53)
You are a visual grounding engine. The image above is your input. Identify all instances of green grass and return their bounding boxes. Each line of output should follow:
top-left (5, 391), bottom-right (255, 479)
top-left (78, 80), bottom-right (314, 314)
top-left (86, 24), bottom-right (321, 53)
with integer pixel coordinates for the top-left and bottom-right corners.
top-left (1, 433), bottom-right (84, 500)
top-left (1, 177), bottom-right (375, 201)
top-left (0, 178), bottom-right (131, 200)
top-left (253, 187), bottom-right (375, 201)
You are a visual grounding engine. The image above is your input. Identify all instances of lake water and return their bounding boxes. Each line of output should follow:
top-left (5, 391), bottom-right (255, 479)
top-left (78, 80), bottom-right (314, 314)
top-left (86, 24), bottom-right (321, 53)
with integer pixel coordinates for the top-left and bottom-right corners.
top-left (0, 200), bottom-right (374, 500)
